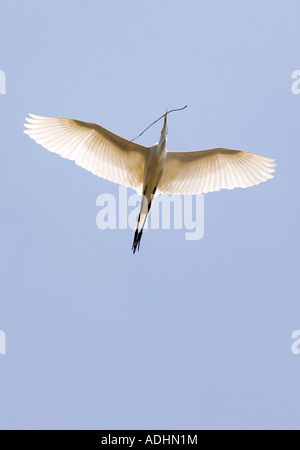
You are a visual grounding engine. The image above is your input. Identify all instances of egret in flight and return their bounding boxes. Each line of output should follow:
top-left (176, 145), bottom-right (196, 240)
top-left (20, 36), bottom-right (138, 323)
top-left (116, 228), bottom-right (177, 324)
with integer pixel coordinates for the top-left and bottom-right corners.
top-left (24, 111), bottom-right (275, 253)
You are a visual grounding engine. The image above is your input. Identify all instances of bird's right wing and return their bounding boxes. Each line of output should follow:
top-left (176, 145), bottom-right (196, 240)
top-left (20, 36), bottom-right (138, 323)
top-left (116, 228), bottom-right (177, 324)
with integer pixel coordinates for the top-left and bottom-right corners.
top-left (158, 148), bottom-right (276, 194)
top-left (24, 114), bottom-right (149, 193)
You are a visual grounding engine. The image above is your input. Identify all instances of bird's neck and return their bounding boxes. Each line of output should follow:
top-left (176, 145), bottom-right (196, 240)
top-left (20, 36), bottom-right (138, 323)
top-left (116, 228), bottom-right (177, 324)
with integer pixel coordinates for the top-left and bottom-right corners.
top-left (158, 136), bottom-right (167, 151)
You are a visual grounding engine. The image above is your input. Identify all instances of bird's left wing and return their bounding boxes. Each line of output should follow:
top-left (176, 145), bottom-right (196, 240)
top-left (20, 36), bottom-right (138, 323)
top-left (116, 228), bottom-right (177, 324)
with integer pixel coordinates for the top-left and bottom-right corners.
top-left (24, 114), bottom-right (148, 193)
top-left (158, 148), bottom-right (276, 194)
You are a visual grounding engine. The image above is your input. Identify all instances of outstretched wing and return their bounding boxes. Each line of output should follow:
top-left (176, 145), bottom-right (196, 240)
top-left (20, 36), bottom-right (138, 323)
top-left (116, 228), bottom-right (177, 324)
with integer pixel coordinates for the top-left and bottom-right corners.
top-left (158, 148), bottom-right (276, 194)
top-left (24, 114), bottom-right (148, 193)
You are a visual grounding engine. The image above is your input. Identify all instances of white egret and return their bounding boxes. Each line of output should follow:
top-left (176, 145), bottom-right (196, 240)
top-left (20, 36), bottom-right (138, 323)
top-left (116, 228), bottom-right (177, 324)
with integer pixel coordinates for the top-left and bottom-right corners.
top-left (24, 111), bottom-right (275, 253)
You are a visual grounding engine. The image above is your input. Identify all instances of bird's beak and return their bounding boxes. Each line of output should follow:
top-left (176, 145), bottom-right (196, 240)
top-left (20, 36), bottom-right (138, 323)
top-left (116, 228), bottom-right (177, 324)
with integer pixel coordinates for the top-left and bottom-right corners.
top-left (162, 109), bottom-right (168, 136)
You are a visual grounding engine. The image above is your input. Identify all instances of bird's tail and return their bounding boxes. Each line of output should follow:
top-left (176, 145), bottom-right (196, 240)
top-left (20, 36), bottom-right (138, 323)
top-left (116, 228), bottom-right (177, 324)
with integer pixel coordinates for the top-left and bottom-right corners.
top-left (132, 190), bottom-right (154, 254)
top-left (132, 227), bottom-right (144, 254)
top-left (132, 210), bottom-right (148, 254)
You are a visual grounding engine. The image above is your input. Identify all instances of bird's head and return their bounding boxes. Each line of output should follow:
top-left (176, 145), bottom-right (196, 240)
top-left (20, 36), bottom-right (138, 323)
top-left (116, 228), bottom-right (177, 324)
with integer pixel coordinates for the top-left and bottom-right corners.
top-left (159, 109), bottom-right (168, 144)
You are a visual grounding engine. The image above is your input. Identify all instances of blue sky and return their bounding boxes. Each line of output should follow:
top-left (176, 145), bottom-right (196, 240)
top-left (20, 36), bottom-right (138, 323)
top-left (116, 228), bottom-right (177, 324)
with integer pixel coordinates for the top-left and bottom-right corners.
top-left (0, 0), bottom-right (299, 429)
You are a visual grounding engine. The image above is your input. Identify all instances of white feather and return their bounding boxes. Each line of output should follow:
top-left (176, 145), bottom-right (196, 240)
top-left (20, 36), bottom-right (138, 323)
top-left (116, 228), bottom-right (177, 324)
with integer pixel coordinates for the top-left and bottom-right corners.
top-left (158, 148), bottom-right (276, 194)
top-left (24, 114), bottom-right (148, 194)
